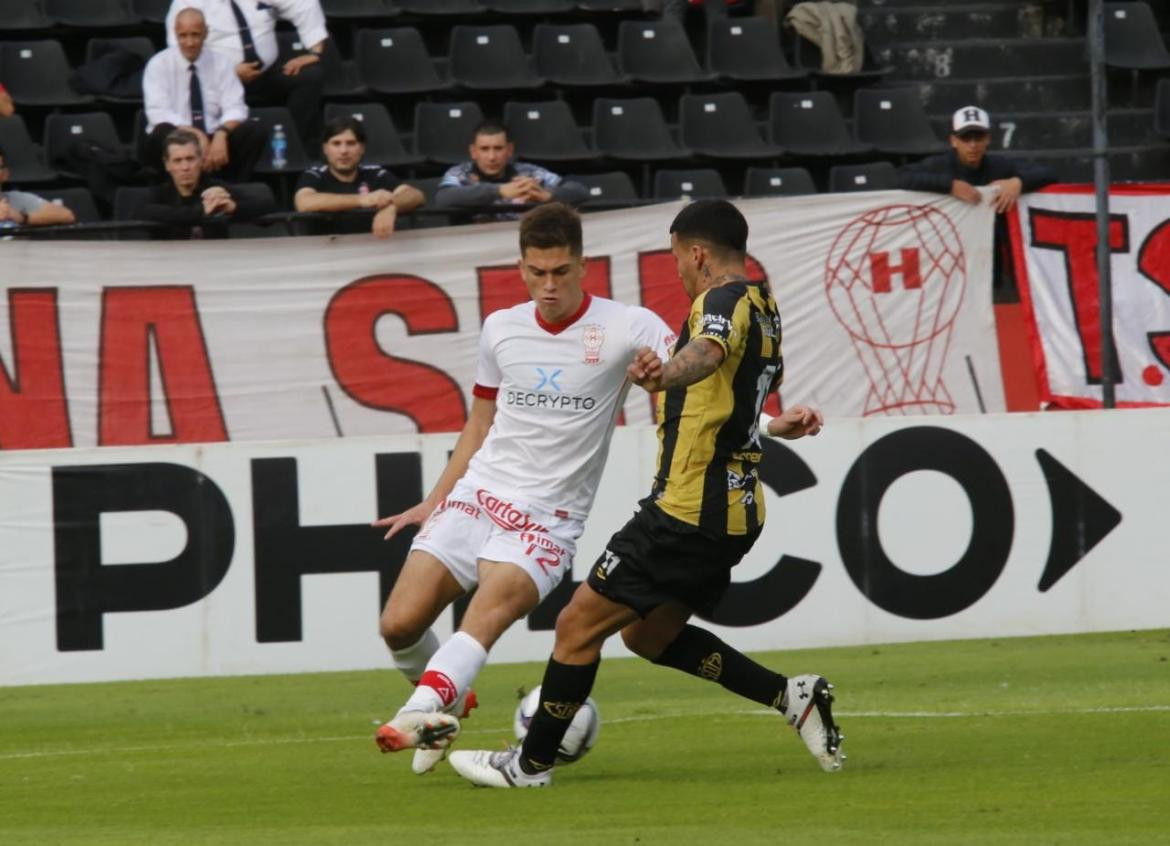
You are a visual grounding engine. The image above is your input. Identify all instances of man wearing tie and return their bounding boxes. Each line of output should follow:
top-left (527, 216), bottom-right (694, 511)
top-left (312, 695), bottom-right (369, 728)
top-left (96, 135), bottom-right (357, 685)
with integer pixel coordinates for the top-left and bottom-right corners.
top-left (143, 7), bottom-right (267, 182)
top-left (165, 0), bottom-right (328, 145)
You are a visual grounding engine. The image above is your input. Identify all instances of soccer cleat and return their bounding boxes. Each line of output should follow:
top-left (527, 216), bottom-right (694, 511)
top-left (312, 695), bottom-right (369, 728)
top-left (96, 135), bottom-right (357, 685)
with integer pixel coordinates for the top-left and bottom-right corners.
top-left (449, 747), bottom-right (552, 788)
top-left (781, 674), bottom-right (844, 772)
top-left (410, 689), bottom-right (481, 774)
top-left (375, 710), bottom-right (460, 754)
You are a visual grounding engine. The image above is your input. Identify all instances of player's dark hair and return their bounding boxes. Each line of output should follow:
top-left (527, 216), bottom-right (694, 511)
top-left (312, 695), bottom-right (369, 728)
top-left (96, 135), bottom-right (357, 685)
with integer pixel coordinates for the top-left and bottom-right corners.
top-left (322, 115), bottom-right (366, 146)
top-left (519, 202), bottom-right (582, 257)
top-left (162, 128), bottom-right (201, 160)
top-left (669, 199), bottom-right (748, 259)
top-left (472, 118), bottom-right (509, 142)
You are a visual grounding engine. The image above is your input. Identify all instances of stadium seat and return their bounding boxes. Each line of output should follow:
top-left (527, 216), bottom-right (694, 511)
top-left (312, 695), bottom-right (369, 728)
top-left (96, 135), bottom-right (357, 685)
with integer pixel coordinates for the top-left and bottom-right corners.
top-left (278, 31), bottom-right (366, 98)
top-left (448, 25), bottom-right (545, 91)
top-left (414, 100), bottom-right (484, 165)
top-left (249, 107), bottom-right (310, 174)
top-left (0, 115), bottom-right (58, 183)
top-left (485, 0), bottom-right (576, 12)
top-left (405, 176), bottom-right (443, 204)
top-left (706, 18), bottom-right (806, 82)
top-left (503, 100), bottom-right (598, 163)
top-left (132, 0), bottom-right (168, 24)
top-left (679, 91), bottom-right (783, 159)
top-left (355, 27), bottom-right (449, 94)
top-left (576, 0), bottom-right (643, 9)
top-left (793, 35), bottom-right (892, 83)
top-left (1103, 2), bottom-right (1170, 69)
top-left (0, 2), bottom-right (53, 30)
top-left (86, 36), bottom-right (157, 65)
top-left (616, 19), bottom-right (713, 85)
top-left (743, 166), bottom-right (817, 197)
top-left (0, 40), bottom-right (94, 106)
top-left (828, 161), bottom-right (898, 193)
top-left (532, 23), bottom-right (626, 87)
top-left (36, 186), bottom-right (100, 223)
top-left (321, 0), bottom-right (399, 18)
top-left (566, 171), bottom-right (640, 206)
top-left (323, 102), bottom-right (423, 167)
top-left (394, 0), bottom-right (484, 14)
top-left (768, 90), bottom-right (871, 157)
top-left (43, 112), bottom-right (126, 171)
top-left (853, 87), bottom-right (945, 156)
top-left (113, 185), bottom-right (151, 220)
top-left (44, 0), bottom-right (139, 27)
top-left (592, 97), bottom-right (690, 161)
top-left (653, 168), bottom-right (727, 200)
top-left (1156, 78), bottom-right (1170, 138)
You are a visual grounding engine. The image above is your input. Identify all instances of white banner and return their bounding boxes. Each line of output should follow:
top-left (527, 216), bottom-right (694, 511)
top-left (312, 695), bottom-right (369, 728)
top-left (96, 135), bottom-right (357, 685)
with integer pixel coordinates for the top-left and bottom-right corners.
top-left (2, 409), bottom-right (1164, 686)
top-left (1010, 184), bottom-right (1170, 408)
top-left (0, 193), bottom-right (1002, 451)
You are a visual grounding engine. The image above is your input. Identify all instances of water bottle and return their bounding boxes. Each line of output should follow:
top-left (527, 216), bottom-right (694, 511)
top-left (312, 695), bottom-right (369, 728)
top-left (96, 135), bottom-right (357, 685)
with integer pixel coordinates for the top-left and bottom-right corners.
top-left (271, 124), bottom-right (287, 170)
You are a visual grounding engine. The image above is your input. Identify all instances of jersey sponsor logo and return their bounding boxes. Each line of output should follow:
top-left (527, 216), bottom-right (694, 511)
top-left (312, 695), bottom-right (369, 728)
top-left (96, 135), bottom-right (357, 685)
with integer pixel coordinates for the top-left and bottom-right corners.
top-left (534, 367), bottom-right (562, 391)
top-left (438, 498), bottom-right (479, 518)
top-left (593, 549), bottom-right (621, 581)
top-left (504, 390), bottom-right (597, 411)
top-left (755, 312), bottom-right (780, 339)
top-left (700, 314), bottom-right (734, 339)
top-left (581, 324), bottom-right (605, 365)
top-left (520, 530), bottom-right (566, 574)
top-left (475, 490), bottom-right (548, 533)
top-left (727, 467), bottom-right (758, 491)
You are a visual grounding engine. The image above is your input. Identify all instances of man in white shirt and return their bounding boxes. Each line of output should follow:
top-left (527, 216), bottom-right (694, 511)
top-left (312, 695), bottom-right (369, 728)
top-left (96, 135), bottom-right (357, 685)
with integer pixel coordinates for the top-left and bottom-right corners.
top-left (370, 203), bottom-right (676, 775)
top-left (165, 0), bottom-right (328, 144)
top-left (143, 7), bottom-right (267, 182)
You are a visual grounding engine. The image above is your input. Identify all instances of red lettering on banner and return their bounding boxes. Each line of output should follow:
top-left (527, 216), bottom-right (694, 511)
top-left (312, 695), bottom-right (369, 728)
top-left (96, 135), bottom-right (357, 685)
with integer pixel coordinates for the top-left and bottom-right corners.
top-left (325, 275), bottom-right (466, 432)
top-left (1029, 210), bottom-right (1129, 384)
top-left (1137, 220), bottom-right (1170, 377)
top-left (99, 286), bottom-right (227, 445)
top-left (869, 249), bottom-right (922, 293)
top-left (476, 257), bottom-right (612, 321)
top-left (0, 289), bottom-right (72, 449)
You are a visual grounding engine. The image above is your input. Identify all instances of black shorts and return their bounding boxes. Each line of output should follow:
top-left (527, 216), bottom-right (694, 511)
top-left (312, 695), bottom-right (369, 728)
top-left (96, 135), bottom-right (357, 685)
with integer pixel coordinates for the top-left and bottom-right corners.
top-left (586, 498), bottom-right (762, 618)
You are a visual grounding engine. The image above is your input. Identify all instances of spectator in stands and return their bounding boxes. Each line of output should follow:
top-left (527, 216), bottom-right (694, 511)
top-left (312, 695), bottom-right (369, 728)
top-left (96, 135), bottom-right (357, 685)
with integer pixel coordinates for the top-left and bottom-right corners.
top-left (0, 83), bottom-right (13, 118)
top-left (144, 7), bottom-right (267, 182)
top-left (165, 0), bottom-right (328, 145)
top-left (0, 144), bottom-right (76, 228)
top-left (436, 120), bottom-right (587, 221)
top-left (899, 105), bottom-right (1058, 299)
top-left (293, 115), bottom-right (424, 238)
top-left (139, 129), bottom-right (271, 239)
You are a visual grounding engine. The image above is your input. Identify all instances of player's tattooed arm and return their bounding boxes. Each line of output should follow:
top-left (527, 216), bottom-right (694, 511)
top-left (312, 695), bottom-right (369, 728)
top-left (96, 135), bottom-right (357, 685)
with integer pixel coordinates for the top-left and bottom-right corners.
top-left (628, 338), bottom-right (725, 392)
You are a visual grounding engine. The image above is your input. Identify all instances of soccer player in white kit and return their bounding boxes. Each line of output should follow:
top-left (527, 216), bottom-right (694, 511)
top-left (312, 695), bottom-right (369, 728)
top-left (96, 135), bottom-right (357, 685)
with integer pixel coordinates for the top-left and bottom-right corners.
top-left (372, 203), bottom-right (674, 772)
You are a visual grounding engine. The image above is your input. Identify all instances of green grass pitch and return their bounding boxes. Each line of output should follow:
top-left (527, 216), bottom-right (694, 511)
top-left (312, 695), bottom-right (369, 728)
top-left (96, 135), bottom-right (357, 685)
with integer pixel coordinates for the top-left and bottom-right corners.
top-left (2, 630), bottom-right (1168, 845)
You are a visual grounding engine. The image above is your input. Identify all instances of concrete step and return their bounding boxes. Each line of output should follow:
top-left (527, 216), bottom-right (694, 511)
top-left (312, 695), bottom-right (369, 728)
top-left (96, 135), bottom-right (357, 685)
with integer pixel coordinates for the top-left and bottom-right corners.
top-left (1000, 144), bottom-right (1170, 182)
top-left (916, 75), bottom-right (1091, 113)
top-left (860, 3), bottom-right (1067, 44)
top-left (875, 37), bottom-right (1087, 80)
top-left (927, 108), bottom-right (1158, 150)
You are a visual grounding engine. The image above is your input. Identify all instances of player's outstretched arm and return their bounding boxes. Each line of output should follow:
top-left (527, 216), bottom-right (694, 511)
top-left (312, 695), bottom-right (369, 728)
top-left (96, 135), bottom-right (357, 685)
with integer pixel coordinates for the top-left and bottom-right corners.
top-left (372, 396), bottom-right (497, 539)
top-left (766, 404), bottom-right (824, 440)
top-left (627, 338), bottom-right (724, 393)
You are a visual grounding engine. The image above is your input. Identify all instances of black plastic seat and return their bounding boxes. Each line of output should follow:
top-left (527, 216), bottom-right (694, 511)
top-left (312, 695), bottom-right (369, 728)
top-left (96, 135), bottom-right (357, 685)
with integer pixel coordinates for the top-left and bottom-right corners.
top-left (413, 100), bottom-right (484, 165)
top-left (485, 0), bottom-right (575, 11)
top-left (321, 0), bottom-right (398, 17)
top-left (132, 0), bottom-right (168, 23)
top-left (744, 166), bottom-right (816, 197)
top-left (653, 168), bottom-right (727, 200)
top-left (853, 87), bottom-right (944, 156)
top-left (86, 36), bottom-right (157, 65)
top-left (355, 27), bottom-right (449, 94)
top-left (1156, 78), bottom-right (1170, 138)
top-left (503, 100), bottom-right (598, 163)
top-left (679, 91), bottom-right (783, 159)
top-left (45, 0), bottom-right (139, 27)
top-left (616, 19), bottom-right (712, 85)
top-left (532, 23), bottom-right (626, 87)
top-left (1103, 1), bottom-right (1170, 69)
top-left (395, 0), bottom-right (483, 12)
top-left (768, 90), bottom-right (871, 157)
top-left (828, 161), bottom-right (898, 193)
top-left (323, 102), bottom-right (423, 166)
top-left (449, 25), bottom-right (544, 91)
top-left (114, 185), bottom-right (151, 220)
top-left (0, 40), bottom-right (93, 106)
top-left (592, 97), bottom-right (689, 161)
top-left (577, 0), bottom-right (642, 9)
top-left (707, 18), bottom-right (805, 82)
top-left (278, 31), bottom-right (366, 97)
top-left (0, 2), bottom-right (53, 30)
top-left (44, 112), bottom-right (126, 170)
top-left (0, 115), bottom-right (57, 183)
top-left (566, 171), bottom-right (639, 206)
top-left (36, 186), bottom-right (100, 222)
top-left (249, 107), bottom-right (309, 174)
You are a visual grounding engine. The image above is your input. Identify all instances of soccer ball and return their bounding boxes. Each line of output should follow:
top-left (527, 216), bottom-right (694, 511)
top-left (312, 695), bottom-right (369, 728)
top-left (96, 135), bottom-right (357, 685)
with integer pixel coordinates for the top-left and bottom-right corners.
top-left (513, 685), bottom-right (600, 764)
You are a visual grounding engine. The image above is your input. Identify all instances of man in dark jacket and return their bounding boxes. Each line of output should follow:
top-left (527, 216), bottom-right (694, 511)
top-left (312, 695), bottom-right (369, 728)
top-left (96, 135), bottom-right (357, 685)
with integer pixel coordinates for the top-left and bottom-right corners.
top-left (899, 105), bottom-right (1057, 298)
top-left (139, 129), bottom-right (271, 239)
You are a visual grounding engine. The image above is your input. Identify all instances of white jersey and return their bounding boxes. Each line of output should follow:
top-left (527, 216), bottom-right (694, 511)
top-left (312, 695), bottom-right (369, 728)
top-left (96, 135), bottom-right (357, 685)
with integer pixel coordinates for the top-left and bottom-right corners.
top-left (464, 293), bottom-right (675, 520)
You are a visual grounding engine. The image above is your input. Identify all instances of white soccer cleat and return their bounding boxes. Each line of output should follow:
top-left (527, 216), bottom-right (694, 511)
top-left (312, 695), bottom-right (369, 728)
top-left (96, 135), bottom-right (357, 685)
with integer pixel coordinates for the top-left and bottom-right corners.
top-left (374, 710), bottom-right (460, 754)
top-left (449, 747), bottom-right (552, 788)
top-left (781, 674), bottom-right (844, 772)
top-left (408, 688), bottom-right (481, 774)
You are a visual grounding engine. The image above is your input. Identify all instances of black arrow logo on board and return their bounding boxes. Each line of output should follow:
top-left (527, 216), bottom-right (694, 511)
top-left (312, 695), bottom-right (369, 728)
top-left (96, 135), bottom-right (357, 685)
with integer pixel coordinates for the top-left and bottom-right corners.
top-left (1035, 449), bottom-right (1122, 592)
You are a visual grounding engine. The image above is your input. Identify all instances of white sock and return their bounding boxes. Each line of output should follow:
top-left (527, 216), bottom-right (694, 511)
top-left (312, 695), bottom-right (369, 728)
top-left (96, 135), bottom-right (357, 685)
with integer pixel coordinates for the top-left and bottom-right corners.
top-left (400, 631), bottom-right (488, 713)
top-left (390, 629), bottom-right (439, 685)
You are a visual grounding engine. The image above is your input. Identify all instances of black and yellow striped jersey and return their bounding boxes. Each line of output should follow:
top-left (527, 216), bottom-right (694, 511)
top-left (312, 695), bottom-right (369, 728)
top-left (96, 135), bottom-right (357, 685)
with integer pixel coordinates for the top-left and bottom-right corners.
top-left (651, 280), bottom-right (783, 536)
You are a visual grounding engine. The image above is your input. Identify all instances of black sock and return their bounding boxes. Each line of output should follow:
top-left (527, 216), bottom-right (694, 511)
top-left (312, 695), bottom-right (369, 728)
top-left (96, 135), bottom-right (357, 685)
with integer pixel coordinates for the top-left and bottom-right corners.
top-left (653, 624), bottom-right (787, 710)
top-left (518, 657), bottom-right (600, 775)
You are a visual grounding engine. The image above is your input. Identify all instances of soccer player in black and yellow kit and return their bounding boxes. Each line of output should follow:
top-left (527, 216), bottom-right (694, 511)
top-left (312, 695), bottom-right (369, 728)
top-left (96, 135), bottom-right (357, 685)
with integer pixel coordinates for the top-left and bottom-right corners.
top-left (451, 200), bottom-right (845, 788)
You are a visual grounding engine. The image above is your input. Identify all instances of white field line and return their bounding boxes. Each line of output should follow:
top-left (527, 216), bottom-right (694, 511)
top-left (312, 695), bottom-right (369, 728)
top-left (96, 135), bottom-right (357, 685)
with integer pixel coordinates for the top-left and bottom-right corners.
top-left (1, 704), bottom-right (1168, 763)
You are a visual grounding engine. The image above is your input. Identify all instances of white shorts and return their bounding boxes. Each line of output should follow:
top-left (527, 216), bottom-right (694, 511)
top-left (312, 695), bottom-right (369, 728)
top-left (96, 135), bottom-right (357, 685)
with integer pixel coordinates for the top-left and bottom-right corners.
top-left (410, 479), bottom-right (584, 602)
